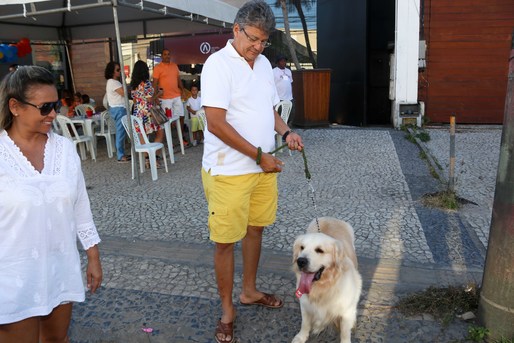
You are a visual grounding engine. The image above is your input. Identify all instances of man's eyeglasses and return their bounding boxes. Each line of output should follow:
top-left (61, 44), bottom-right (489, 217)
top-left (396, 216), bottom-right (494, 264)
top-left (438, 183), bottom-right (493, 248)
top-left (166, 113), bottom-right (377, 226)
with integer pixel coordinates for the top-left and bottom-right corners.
top-left (17, 99), bottom-right (61, 116)
top-left (241, 28), bottom-right (271, 48)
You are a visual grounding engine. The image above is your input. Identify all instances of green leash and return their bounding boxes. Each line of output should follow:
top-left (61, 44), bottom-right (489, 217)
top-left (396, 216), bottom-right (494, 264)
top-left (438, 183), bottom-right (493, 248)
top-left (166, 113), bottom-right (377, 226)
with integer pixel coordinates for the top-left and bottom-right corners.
top-left (270, 143), bottom-right (319, 231)
top-left (269, 143), bottom-right (311, 180)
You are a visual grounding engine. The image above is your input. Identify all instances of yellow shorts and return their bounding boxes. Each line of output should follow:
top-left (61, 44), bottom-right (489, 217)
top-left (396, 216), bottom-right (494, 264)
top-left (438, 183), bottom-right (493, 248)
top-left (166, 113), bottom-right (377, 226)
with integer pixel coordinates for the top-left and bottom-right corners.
top-left (191, 117), bottom-right (203, 132)
top-left (201, 168), bottom-right (278, 243)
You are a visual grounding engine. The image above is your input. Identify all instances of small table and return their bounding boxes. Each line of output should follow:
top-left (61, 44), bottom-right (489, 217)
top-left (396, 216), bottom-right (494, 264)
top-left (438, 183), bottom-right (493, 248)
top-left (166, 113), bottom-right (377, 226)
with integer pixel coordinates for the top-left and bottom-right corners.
top-left (71, 114), bottom-right (100, 151)
top-left (71, 114), bottom-right (100, 136)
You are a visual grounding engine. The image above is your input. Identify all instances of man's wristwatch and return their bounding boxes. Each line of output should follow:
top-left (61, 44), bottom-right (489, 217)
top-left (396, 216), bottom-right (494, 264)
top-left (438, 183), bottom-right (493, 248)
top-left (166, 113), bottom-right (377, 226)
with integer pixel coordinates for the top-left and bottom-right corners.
top-left (282, 130), bottom-right (293, 141)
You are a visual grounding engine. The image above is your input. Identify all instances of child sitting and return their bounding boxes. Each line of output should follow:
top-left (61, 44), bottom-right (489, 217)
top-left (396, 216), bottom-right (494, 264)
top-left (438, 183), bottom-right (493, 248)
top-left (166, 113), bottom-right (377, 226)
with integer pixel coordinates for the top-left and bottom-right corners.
top-left (186, 85), bottom-right (204, 146)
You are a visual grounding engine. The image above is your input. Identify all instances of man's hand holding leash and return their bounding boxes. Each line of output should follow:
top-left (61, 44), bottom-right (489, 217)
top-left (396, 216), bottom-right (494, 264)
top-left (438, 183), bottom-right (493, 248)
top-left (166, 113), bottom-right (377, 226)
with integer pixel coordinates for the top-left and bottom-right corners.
top-left (258, 130), bottom-right (303, 174)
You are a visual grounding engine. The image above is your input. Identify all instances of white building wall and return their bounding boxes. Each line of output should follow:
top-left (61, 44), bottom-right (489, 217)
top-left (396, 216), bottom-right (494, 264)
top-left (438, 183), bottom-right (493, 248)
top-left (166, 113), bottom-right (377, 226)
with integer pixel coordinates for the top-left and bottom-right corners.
top-left (392, 0), bottom-right (421, 127)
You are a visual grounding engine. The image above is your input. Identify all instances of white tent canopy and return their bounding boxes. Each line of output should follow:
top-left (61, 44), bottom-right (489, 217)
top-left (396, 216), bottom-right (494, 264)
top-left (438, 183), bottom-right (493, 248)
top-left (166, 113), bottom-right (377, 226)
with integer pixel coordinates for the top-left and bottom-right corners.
top-left (0, 0), bottom-right (244, 41)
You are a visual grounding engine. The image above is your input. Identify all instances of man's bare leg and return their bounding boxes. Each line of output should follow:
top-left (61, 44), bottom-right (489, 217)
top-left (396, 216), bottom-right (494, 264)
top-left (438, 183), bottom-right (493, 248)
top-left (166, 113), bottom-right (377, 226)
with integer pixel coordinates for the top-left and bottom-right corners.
top-left (214, 242), bottom-right (236, 342)
top-left (239, 226), bottom-right (282, 306)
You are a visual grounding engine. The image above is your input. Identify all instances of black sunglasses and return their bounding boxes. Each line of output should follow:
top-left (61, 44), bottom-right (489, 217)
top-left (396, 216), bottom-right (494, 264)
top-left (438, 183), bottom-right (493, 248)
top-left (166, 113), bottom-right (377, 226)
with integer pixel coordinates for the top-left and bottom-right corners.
top-left (17, 99), bottom-right (61, 116)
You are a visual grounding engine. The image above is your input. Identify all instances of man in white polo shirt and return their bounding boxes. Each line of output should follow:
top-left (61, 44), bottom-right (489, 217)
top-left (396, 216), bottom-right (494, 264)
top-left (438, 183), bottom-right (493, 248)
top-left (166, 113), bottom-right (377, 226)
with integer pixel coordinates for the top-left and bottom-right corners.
top-left (273, 55), bottom-right (294, 123)
top-left (200, 1), bottom-right (303, 342)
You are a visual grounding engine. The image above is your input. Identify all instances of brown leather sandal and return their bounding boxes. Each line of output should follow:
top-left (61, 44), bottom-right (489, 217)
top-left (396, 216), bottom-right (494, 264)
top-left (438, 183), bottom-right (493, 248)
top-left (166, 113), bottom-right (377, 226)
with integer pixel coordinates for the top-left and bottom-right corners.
top-left (240, 293), bottom-right (284, 309)
top-left (215, 319), bottom-right (234, 343)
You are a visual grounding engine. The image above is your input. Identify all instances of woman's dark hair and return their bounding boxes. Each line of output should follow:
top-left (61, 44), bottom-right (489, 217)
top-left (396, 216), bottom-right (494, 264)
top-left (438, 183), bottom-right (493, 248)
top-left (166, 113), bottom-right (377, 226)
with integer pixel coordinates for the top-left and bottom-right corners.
top-left (104, 61), bottom-right (120, 80)
top-left (82, 94), bottom-right (90, 104)
top-left (0, 65), bottom-right (55, 131)
top-left (130, 60), bottom-right (150, 90)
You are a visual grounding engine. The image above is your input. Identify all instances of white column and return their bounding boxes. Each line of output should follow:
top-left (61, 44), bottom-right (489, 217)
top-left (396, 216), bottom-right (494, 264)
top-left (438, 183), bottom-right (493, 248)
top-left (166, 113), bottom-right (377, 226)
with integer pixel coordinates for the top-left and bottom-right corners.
top-left (392, 0), bottom-right (420, 127)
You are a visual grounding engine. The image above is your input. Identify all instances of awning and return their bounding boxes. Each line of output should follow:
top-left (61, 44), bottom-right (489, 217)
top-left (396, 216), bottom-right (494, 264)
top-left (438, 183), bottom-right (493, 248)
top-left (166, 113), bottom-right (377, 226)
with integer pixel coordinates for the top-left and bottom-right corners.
top-left (159, 32), bottom-right (232, 65)
top-left (0, 0), bottom-right (245, 41)
top-left (154, 29), bottom-right (315, 66)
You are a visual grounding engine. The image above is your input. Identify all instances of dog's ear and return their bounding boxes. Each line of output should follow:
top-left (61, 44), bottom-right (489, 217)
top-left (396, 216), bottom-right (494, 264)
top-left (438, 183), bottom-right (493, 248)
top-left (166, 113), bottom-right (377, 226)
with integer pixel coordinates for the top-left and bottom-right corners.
top-left (333, 240), bottom-right (345, 264)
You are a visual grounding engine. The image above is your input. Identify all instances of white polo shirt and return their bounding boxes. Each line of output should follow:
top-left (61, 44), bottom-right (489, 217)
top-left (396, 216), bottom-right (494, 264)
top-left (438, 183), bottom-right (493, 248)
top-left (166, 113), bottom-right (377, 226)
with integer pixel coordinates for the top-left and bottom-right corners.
top-left (201, 40), bottom-right (279, 176)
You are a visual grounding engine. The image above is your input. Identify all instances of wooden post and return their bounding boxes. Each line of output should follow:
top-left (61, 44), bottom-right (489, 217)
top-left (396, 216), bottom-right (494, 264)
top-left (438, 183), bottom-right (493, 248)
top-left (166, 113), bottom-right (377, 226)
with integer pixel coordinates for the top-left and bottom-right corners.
top-left (448, 115), bottom-right (456, 192)
top-left (477, 28), bottom-right (514, 340)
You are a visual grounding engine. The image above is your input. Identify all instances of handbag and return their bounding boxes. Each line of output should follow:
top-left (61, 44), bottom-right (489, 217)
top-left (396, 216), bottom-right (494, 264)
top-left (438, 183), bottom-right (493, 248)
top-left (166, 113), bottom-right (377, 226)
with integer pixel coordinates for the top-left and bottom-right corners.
top-left (149, 103), bottom-right (169, 125)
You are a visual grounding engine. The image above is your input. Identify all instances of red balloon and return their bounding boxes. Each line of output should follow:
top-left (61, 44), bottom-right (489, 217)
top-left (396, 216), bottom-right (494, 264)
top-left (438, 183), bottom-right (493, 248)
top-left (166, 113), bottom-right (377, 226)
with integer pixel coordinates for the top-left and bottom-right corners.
top-left (16, 42), bottom-right (25, 57)
top-left (16, 38), bottom-right (32, 57)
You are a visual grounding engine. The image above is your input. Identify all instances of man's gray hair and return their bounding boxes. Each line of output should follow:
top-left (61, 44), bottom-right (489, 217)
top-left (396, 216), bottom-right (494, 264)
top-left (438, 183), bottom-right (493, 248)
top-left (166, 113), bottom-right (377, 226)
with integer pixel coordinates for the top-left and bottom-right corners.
top-left (234, 0), bottom-right (276, 36)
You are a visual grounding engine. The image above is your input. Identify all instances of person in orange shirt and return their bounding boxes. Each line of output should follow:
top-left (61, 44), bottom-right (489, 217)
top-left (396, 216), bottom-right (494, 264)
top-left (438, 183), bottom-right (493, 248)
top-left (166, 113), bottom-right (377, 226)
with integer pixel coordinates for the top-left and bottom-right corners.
top-left (152, 49), bottom-right (188, 146)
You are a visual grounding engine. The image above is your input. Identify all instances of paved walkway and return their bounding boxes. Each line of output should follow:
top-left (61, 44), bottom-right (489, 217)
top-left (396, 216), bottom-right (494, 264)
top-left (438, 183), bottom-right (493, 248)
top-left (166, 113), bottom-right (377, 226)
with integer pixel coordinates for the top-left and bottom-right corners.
top-left (69, 126), bottom-right (500, 342)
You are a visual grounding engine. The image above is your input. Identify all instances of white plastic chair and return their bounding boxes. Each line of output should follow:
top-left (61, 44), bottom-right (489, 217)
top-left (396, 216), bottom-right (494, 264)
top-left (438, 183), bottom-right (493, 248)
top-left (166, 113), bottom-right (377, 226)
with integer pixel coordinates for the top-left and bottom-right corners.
top-left (102, 93), bottom-right (109, 110)
top-left (52, 119), bottom-right (62, 135)
top-left (275, 100), bottom-right (293, 155)
top-left (121, 115), bottom-right (168, 181)
top-left (75, 104), bottom-right (95, 117)
top-left (95, 110), bottom-right (116, 158)
top-left (183, 102), bottom-right (194, 145)
top-left (56, 115), bottom-right (96, 161)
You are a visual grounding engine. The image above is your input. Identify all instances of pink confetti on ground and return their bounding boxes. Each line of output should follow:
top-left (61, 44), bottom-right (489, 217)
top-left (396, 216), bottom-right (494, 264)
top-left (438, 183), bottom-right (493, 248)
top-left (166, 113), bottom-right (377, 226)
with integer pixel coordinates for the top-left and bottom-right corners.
top-left (142, 327), bottom-right (153, 333)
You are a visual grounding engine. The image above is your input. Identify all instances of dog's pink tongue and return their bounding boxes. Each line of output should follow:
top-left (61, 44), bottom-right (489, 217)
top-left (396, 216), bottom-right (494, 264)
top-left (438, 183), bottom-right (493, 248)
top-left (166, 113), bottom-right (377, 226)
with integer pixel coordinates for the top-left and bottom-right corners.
top-left (296, 272), bottom-right (316, 298)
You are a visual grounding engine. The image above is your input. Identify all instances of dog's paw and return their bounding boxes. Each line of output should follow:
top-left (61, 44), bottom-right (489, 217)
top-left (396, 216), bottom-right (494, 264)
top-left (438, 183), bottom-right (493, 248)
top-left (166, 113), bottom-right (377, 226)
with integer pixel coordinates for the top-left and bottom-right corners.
top-left (292, 333), bottom-right (308, 343)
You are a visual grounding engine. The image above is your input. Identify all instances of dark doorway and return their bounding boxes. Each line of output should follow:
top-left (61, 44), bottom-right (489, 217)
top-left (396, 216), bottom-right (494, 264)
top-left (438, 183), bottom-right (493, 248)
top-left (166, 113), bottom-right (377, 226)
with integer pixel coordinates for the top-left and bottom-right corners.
top-left (367, 0), bottom-right (395, 125)
top-left (318, 0), bottom-right (395, 126)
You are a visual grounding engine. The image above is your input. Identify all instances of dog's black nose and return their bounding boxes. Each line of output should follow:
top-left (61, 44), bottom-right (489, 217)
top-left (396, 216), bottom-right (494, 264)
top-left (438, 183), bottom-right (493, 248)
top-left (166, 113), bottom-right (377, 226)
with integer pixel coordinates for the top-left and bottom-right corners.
top-left (297, 257), bottom-right (308, 269)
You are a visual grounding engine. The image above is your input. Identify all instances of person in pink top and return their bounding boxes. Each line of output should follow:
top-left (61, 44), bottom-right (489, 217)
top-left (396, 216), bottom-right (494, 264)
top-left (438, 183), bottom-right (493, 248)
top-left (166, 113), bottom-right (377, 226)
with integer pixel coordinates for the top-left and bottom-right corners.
top-left (152, 49), bottom-right (188, 146)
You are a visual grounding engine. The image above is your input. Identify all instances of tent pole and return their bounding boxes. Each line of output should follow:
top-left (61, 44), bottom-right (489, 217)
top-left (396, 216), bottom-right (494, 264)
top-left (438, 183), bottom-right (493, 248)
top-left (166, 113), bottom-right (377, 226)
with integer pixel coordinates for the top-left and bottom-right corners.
top-left (64, 43), bottom-right (76, 92)
top-left (112, 0), bottom-right (140, 184)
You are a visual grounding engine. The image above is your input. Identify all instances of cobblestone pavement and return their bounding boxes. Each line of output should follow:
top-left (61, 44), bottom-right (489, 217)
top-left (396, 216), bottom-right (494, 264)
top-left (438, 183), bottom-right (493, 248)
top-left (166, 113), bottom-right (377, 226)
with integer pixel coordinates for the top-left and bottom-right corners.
top-left (69, 126), bottom-right (496, 342)
top-left (424, 126), bottom-right (502, 248)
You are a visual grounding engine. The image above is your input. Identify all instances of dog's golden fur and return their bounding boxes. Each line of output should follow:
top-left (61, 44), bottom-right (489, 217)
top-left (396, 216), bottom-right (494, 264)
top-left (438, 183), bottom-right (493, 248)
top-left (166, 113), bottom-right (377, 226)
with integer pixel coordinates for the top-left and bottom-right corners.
top-left (292, 217), bottom-right (362, 343)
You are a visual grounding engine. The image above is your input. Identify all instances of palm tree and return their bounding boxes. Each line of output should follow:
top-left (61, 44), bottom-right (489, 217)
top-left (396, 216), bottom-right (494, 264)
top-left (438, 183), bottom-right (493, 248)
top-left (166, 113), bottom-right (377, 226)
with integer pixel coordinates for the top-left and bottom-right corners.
top-left (274, 0), bottom-right (317, 68)
top-left (278, 0), bottom-right (301, 69)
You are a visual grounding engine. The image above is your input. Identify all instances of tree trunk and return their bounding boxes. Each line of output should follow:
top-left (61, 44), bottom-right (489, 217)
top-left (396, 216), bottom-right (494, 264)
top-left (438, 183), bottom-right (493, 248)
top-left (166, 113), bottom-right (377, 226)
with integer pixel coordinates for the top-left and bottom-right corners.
top-left (293, 0), bottom-right (316, 68)
top-left (280, 0), bottom-right (301, 69)
top-left (477, 30), bottom-right (514, 340)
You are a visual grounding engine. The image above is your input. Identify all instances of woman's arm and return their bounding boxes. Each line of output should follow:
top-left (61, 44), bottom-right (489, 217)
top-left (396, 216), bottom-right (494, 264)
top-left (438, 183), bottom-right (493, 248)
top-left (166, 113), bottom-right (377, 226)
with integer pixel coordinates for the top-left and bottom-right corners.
top-left (85, 245), bottom-right (102, 294)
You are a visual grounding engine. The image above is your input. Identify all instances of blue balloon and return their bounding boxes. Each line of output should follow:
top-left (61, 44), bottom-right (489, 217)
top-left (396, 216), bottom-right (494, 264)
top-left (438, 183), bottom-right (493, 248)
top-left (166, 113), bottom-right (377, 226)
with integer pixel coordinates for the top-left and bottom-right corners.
top-left (5, 45), bottom-right (18, 63)
top-left (0, 45), bottom-right (7, 63)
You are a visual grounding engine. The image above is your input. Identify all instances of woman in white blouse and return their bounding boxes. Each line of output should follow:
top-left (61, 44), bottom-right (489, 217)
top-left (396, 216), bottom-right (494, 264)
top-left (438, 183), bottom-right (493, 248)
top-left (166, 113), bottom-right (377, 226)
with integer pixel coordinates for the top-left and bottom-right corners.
top-left (0, 66), bottom-right (103, 341)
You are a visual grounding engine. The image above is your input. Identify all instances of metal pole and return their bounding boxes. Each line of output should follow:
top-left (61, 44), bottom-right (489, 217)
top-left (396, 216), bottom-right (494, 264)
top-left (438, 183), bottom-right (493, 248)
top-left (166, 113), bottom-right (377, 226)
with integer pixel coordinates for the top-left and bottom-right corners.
top-left (448, 115), bottom-right (455, 192)
top-left (64, 43), bottom-right (76, 92)
top-left (112, 0), bottom-right (139, 183)
top-left (477, 28), bottom-right (514, 340)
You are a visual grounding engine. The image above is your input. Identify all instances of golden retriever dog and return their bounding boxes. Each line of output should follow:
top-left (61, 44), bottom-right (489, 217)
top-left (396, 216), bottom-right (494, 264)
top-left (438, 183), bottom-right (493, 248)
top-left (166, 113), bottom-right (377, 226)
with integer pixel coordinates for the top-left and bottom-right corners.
top-left (292, 217), bottom-right (362, 343)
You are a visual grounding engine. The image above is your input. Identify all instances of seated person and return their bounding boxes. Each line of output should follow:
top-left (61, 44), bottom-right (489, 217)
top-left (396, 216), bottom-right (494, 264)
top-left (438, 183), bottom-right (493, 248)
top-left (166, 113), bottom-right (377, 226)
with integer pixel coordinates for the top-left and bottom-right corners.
top-left (73, 91), bottom-right (83, 110)
top-left (82, 94), bottom-right (96, 108)
top-left (186, 85), bottom-right (204, 146)
top-left (60, 89), bottom-right (73, 117)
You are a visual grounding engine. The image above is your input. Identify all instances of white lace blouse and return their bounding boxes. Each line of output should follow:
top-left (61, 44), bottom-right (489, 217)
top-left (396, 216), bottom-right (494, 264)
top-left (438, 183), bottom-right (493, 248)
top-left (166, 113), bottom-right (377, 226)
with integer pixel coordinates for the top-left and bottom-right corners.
top-left (0, 130), bottom-right (101, 324)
